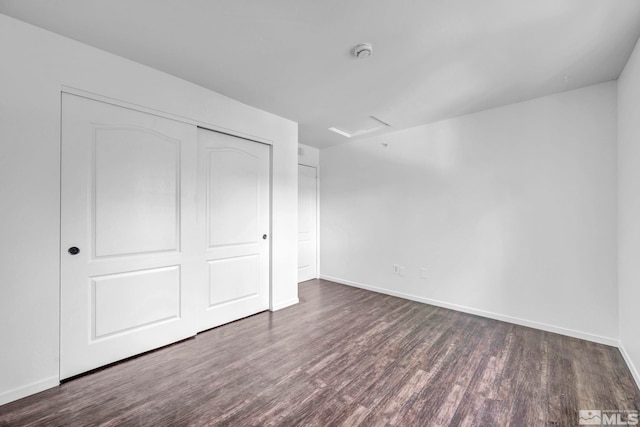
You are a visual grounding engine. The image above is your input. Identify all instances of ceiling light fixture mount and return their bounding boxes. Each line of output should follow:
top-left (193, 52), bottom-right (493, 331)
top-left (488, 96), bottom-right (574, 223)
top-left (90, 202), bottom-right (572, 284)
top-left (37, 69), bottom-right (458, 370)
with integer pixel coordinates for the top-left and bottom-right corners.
top-left (353, 43), bottom-right (373, 58)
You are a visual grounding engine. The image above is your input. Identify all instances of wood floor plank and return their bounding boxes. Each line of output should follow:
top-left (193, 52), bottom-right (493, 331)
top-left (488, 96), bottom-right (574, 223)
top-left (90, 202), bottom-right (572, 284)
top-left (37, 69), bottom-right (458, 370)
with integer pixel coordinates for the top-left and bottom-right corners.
top-left (0, 279), bottom-right (638, 426)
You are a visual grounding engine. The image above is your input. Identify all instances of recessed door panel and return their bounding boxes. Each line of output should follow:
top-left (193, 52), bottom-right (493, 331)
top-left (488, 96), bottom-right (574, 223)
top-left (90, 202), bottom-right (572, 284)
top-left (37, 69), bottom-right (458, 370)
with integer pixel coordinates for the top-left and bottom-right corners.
top-left (198, 129), bottom-right (270, 330)
top-left (94, 127), bottom-right (180, 257)
top-left (208, 255), bottom-right (259, 307)
top-left (207, 149), bottom-right (258, 247)
top-left (298, 240), bottom-right (314, 272)
top-left (93, 266), bottom-right (180, 338)
top-left (61, 94), bottom-right (198, 379)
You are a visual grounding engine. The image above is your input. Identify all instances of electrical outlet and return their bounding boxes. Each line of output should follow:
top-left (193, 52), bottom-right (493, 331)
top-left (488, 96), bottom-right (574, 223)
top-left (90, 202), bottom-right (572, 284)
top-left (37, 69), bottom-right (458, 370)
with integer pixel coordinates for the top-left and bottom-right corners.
top-left (393, 264), bottom-right (399, 274)
top-left (420, 268), bottom-right (428, 279)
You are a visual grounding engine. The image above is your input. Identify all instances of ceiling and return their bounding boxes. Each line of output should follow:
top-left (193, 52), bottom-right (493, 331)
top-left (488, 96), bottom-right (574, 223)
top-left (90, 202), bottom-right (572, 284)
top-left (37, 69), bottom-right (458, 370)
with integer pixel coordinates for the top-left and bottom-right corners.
top-left (2, 1), bottom-right (640, 149)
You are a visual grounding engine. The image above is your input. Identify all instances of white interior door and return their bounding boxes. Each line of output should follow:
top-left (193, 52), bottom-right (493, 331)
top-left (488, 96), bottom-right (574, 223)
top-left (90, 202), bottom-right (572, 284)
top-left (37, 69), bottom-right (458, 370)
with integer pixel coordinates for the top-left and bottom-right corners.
top-left (197, 128), bottom-right (270, 331)
top-left (298, 164), bottom-right (318, 282)
top-left (60, 94), bottom-right (198, 379)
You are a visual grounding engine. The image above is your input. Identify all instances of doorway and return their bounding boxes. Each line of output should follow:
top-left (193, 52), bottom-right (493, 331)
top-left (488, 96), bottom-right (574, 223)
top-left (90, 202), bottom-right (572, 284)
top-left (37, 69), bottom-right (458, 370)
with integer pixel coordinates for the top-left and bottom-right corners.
top-left (60, 93), bottom-right (272, 379)
top-left (298, 164), bottom-right (318, 282)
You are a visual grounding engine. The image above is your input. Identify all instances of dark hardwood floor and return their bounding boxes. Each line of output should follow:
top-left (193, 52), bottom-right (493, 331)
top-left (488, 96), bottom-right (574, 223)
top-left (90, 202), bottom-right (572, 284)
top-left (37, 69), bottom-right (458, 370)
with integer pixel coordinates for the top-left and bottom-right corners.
top-left (1, 279), bottom-right (638, 426)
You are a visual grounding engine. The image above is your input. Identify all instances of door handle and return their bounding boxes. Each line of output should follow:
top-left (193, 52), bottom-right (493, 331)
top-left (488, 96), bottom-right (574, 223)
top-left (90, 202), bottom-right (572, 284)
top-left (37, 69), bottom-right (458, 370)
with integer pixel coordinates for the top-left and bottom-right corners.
top-left (68, 247), bottom-right (80, 255)
top-left (262, 234), bottom-right (268, 240)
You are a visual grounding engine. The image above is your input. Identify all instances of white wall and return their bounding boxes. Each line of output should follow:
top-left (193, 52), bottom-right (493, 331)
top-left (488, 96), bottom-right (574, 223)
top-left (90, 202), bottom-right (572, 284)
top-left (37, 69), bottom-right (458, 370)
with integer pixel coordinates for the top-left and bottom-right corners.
top-left (618, 36), bottom-right (640, 387)
top-left (0, 14), bottom-right (298, 405)
top-left (298, 143), bottom-right (320, 168)
top-left (321, 82), bottom-right (618, 344)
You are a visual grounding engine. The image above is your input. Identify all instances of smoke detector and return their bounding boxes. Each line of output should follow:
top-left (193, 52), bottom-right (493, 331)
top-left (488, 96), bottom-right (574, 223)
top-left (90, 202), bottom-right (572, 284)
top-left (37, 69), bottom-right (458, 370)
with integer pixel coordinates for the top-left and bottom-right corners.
top-left (353, 43), bottom-right (373, 58)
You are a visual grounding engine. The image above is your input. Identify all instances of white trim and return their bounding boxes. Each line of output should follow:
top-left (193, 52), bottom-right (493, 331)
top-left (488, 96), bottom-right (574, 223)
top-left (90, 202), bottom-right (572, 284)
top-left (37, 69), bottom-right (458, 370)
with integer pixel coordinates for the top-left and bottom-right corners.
top-left (296, 144), bottom-right (320, 280)
top-left (60, 85), bottom-right (274, 146)
top-left (297, 158), bottom-right (318, 168)
top-left (312, 164), bottom-right (320, 280)
top-left (315, 165), bottom-right (320, 279)
top-left (320, 275), bottom-right (619, 347)
top-left (297, 163), bottom-right (320, 281)
top-left (619, 342), bottom-right (640, 390)
top-left (271, 298), bottom-right (299, 311)
top-left (0, 376), bottom-right (59, 406)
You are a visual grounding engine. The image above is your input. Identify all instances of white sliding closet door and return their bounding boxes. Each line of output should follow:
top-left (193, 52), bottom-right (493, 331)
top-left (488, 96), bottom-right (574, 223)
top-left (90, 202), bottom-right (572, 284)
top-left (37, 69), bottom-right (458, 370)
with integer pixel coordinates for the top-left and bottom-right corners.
top-left (60, 94), bottom-right (199, 379)
top-left (197, 129), bottom-right (270, 331)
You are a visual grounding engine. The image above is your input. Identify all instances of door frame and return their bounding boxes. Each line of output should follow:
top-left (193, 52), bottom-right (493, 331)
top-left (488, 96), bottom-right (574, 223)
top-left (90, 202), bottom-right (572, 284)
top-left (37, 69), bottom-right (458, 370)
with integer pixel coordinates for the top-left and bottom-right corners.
top-left (297, 162), bottom-right (319, 280)
top-left (59, 87), bottom-right (276, 353)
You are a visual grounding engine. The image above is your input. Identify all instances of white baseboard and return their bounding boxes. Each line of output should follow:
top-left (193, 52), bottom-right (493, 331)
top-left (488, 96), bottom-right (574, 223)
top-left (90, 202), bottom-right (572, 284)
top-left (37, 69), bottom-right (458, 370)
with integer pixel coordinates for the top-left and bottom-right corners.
top-left (618, 342), bottom-right (640, 391)
top-left (320, 275), bottom-right (618, 347)
top-left (0, 376), bottom-right (58, 406)
top-left (271, 298), bottom-right (299, 311)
